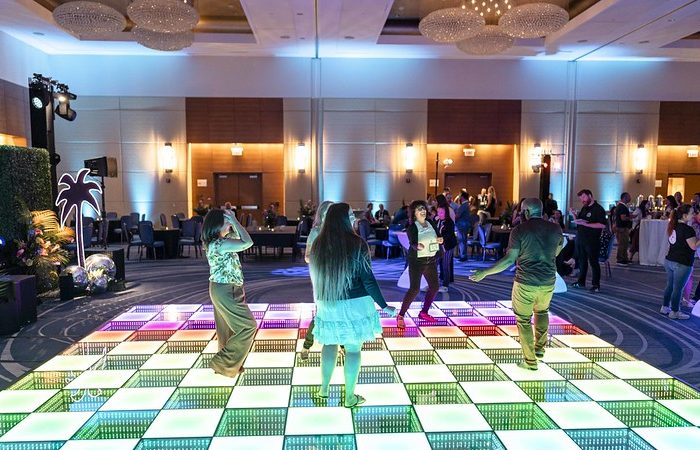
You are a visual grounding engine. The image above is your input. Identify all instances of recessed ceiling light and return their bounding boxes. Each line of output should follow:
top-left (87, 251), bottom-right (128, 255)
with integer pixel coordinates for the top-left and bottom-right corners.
top-left (300, 37), bottom-right (305, 40)
top-left (639, 40), bottom-right (650, 44)
top-left (577, 39), bottom-right (588, 43)
top-left (344, 35), bottom-right (355, 40)
top-left (297, 12), bottom-right (303, 15)
top-left (33, 31), bottom-right (44, 36)
top-left (280, 35), bottom-right (290, 39)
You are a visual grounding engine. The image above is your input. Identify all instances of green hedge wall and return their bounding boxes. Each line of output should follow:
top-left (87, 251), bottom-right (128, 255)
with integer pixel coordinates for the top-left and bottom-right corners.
top-left (0, 145), bottom-right (52, 243)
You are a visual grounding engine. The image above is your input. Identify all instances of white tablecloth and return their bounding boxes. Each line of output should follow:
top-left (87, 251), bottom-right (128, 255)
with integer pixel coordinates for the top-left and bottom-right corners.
top-left (639, 219), bottom-right (669, 266)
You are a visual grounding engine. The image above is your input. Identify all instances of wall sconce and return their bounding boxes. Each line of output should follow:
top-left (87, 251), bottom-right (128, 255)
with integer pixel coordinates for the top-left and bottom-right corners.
top-left (634, 144), bottom-right (647, 174)
top-left (231, 143), bottom-right (243, 156)
top-left (529, 142), bottom-right (543, 173)
top-left (463, 145), bottom-right (475, 157)
top-left (295, 142), bottom-right (308, 174)
top-left (688, 146), bottom-right (699, 158)
top-left (443, 157), bottom-right (454, 168)
top-left (162, 142), bottom-right (176, 183)
top-left (403, 143), bottom-right (416, 174)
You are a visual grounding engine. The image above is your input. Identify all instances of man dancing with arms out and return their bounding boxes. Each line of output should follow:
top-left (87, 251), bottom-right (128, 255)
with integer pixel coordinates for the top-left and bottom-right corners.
top-left (469, 198), bottom-right (563, 370)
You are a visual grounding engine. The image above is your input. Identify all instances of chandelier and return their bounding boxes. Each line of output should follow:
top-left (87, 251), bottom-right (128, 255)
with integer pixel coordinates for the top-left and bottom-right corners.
top-left (419, 7), bottom-right (485, 43)
top-left (499, 2), bottom-right (569, 38)
top-left (456, 25), bottom-right (514, 55)
top-left (132, 26), bottom-right (194, 51)
top-left (468, 0), bottom-right (512, 19)
top-left (52, 1), bottom-right (126, 35)
top-left (127, 0), bottom-right (200, 33)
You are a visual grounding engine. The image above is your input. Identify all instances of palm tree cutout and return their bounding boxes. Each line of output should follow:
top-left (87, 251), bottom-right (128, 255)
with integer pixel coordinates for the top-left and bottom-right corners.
top-left (56, 168), bottom-right (102, 267)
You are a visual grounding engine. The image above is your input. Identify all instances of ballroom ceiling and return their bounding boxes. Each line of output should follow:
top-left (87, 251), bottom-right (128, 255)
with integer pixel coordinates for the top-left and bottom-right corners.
top-left (2, 0), bottom-right (699, 59)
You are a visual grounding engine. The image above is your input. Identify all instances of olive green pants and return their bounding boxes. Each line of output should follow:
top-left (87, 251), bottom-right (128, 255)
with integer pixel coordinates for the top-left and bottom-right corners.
top-left (209, 282), bottom-right (257, 376)
top-left (511, 281), bottom-right (554, 366)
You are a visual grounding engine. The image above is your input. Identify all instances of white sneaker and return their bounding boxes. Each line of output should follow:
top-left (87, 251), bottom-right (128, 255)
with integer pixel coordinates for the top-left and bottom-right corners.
top-left (438, 286), bottom-right (448, 293)
top-left (682, 299), bottom-right (696, 308)
top-left (669, 310), bottom-right (690, 320)
top-left (660, 306), bottom-right (671, 315)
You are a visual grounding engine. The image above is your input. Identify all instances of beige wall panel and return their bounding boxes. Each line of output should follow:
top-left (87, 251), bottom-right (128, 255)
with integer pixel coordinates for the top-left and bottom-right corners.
top-left (374, 143), bottom-right (403, 173)
top-left (283, 111), bottom-right (311, 143)
top-left (283, 98), bottom-right (311, 111)
top-left (520, 113), bottom-right (566, 145)
top-left (323, 111), bottom-right (377, 143)
top-left (521, 101), bottom-right (566, 114)
top-left (576, 114), bottom-right (619, 145)
top-left (119, 97), bottom-right (185, 111)
top-left (119, 110), bottom-right (187, 144)
top-left (619, 101), bottom-right (659, 114)
top-left (121, 143), bottom-right (158, 173)
top-left (574, 145), bottom-right (618, 172)
top-left (324, 98), bottom-right (376, 111)
top-left (55, 110), bottom-right (121, 142)
top-left (374, 171), bottom-right (425, 208)
top-left (323, 171), bottom-right (374, 205)
top-left (615, 114), bottom-right (659, 147)
top-left (375, 99), bottom-right (427, 112)
top-left (375, 111), bottom-right (427, 144)
top-left (577, 101), bottom-right (621, 113)
top-left (102, 176), bottom-right (125, 204)
top-left (324, 143), bottom-right (376, 173)
top-left (73, 96), bottom-right (120, 110)
top-left (571, 172), bottom-right (624, 208)
top-left (55, 142), bottom-right (122, 171)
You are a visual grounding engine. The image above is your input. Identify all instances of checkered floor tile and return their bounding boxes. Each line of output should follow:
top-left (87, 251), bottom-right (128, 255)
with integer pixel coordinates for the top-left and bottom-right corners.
top-left (0, 301), bottom-right (697, 449)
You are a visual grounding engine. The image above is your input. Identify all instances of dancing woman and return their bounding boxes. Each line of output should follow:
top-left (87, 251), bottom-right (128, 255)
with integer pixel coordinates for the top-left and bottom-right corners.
top-left (309, 203), bottom-right (396, 407)
top-left (202, 208), bottom-right (257, 377)
top-left (397, 200), bottom-right (443, 328)
top-left (301, 200), bottom-right (334, 359)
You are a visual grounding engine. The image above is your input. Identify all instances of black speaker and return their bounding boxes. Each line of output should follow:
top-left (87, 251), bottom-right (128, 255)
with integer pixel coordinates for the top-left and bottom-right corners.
top-left (59, 274), bottom-right (75, 301)
top-left (84, 157), bottom-right (118, 178)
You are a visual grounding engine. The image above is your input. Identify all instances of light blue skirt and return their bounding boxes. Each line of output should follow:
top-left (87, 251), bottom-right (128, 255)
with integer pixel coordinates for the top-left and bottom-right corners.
top-left (314, 295), bottom-right (382, 346)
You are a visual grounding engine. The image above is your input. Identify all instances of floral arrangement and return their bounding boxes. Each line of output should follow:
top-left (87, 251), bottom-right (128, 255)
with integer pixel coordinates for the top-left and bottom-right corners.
top-left (14, 210), bottom-right (74, 292)
top-left (298, 199), bottom-right (316, 218)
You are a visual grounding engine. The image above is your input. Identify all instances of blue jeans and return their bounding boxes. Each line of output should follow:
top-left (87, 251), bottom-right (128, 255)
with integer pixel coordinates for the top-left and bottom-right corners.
top-left (663, 260), bottom-right (693, 312)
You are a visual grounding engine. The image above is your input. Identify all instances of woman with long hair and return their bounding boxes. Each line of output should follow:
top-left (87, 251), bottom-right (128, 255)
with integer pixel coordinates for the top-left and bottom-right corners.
top-left (486, 186), bottom-right (497, 217)
top-left (397, 200), bottom-right (443, 328)
top-left (202, 208), bottom-right (256, 376)
top-left (661, 204), bottom-right (699, 320)
top-left (309, 203), bottom-right (396, 407)
top-left (301, 200), bottom-right (333, 360)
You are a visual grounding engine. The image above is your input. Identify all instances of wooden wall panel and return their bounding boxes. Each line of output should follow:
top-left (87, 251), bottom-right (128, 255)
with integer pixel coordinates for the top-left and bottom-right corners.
top-left (190, 143), bottom-right (285, 220)
top-left (659, 102), bottom-right (700, 145)
top-left (427, 100), bottom-right (521, 144)
top-left (655, 145), bottom-right (700, 196)
top-left (186, 97), bottom-right (283, 143)
top-left (0, 79), bottom-right (29, 141)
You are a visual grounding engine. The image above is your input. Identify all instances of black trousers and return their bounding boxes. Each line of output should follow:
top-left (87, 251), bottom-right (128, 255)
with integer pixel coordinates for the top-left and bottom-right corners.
top-left (399, 257), bottom-right (439, 316)
top-left (577, 238), bottom-right (601, 287)
top-left (438, 248), bottom-right (454, 287)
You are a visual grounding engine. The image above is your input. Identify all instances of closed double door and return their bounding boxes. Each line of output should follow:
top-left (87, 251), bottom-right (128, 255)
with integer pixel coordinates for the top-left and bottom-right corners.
top-left (214, 173), bottom-right (263, 221)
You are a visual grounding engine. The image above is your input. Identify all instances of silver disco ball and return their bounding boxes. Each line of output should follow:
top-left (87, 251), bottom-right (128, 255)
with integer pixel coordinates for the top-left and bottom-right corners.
top-left (89, 274), bottom-right (109, 294)
top-left (85, 253), bottom-right (117, 280)
top-left (61, 265), bottom-right (89, 291)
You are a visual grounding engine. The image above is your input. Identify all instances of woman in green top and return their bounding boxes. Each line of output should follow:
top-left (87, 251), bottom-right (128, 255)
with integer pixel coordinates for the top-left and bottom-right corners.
top-left (202, 208), bottom-right (256, 377)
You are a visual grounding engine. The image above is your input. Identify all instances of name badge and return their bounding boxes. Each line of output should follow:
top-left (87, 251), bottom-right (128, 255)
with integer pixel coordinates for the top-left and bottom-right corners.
top-left (429, 242), bottom-right (439, 252)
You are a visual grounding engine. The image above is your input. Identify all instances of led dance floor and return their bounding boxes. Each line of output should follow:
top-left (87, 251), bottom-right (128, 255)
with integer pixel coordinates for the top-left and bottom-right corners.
top-left (2, 301), bottom-right (700, 449)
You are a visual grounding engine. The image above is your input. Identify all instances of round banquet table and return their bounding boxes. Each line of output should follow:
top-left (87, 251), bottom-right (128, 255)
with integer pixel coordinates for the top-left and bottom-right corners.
top-left (638, 219), bottom-right (669, 266)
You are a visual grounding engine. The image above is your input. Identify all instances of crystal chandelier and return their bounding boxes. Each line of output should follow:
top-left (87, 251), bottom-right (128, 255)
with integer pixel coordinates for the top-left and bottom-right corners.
top-left (52, 1), bottom-right (126, 35)
top-left (468, 0), bottom-right (512, 19)
top-left (419, 7), bottom-right (485, 43)
top-left (499, 2), bottom-right (569, 38)
top-left (456, 25), bottom-right (514, 55)
top-left (127, 0), bottom-right (200, 33)
top-left (132, 26), bottom-right (194, 51)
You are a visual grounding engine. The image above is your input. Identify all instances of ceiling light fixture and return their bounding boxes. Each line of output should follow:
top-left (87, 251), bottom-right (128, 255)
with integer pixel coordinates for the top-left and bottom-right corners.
top-left (457, 25), bottom-right (514, 55)
top-left (498, 2), bottom-right (569, 39)
top-left (52, 1), bottom-right (126, 36)
top-left (127, 0), bottom-right (199, 33)
top-left (132, 26), bottom-right (194, 51)
top-left (419, 7), bottom-right (484, 43)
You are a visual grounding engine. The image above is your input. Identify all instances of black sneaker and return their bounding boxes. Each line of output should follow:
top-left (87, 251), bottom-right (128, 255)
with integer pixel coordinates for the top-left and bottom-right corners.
top-left (535, 351), bottom-right (545, 360)
top-left (590, 286), bottom-right (600, 293)
top-left (571, 282), bottom-right (584, 289)
top-left (616, 261), bottom-right (629, 266)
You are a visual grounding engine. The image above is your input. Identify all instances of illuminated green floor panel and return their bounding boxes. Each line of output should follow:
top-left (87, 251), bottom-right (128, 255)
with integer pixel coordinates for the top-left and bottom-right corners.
top-left (0, 302), bottom-right (695, 450)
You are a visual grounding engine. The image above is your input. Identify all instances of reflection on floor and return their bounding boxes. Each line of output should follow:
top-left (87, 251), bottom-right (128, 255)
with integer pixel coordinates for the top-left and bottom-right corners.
top-left (1, 301), bottom-right (699, 449)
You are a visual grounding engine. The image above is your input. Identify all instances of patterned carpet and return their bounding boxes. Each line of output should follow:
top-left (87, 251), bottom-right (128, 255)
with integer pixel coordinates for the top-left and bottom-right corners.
top-left (1, 251), bottom-right (700, 391)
